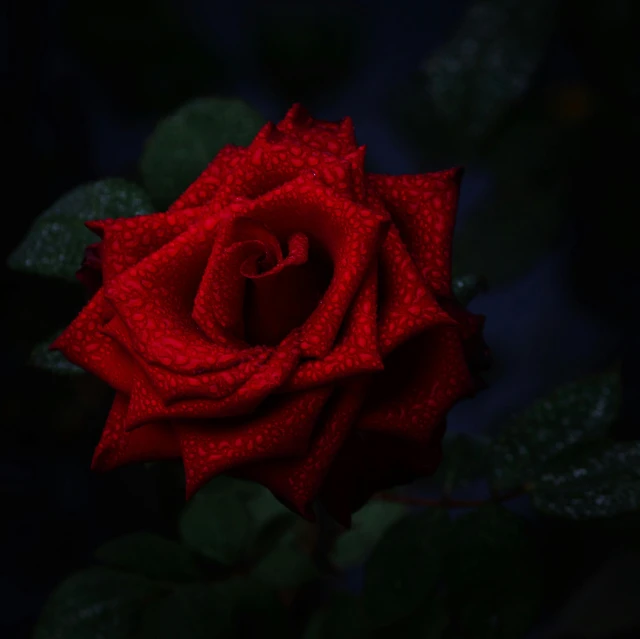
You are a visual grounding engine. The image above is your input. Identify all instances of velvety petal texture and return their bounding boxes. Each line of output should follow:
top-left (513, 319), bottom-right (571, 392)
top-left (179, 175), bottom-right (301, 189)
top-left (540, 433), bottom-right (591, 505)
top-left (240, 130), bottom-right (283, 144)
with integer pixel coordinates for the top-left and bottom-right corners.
top-left (53, 104), bottom-right (489, 522)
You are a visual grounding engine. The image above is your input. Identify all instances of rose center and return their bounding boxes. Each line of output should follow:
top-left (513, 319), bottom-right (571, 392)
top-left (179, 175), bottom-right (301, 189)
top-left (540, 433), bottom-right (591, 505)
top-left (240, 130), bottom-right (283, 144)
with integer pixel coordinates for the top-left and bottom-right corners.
top-left (241, 234), bottom-right (333, 348)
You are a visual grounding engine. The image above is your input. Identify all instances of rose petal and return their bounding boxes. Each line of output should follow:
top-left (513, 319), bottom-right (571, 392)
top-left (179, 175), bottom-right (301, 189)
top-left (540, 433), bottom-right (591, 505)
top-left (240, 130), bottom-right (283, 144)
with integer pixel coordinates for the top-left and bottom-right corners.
top-left (282, 260), bottom-right (383, 391)
top-left (124, 331), bottom-right (302, 427)
top-left (51, 291), bottom-right (137, 393)
top-left (92, 392), bottom-right (180, 471)
top-left (206, 124), bottom-right (366, 209)
top-left (377, 226), bottom-right (455, 356)
top-left (357, 327), bottom-right (476, 442)
top-left (276, 103), bottom-right (358, 155)
top-left (233, 379), bottom-right (368, 519)
top-left (99, 316), bottom-right (271, 404)
top-left (369, 168), bottom-right (463, 296)
top-left (93, 206), bottom-right (212, 285)
top-left (177, 386), bottom-right (333, 498)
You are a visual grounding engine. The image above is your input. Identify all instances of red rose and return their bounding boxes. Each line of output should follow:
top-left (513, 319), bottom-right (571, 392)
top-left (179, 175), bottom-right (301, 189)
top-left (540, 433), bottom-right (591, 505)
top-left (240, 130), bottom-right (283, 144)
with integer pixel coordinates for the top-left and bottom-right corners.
top-left (53, 104), bottom-right (488, 525)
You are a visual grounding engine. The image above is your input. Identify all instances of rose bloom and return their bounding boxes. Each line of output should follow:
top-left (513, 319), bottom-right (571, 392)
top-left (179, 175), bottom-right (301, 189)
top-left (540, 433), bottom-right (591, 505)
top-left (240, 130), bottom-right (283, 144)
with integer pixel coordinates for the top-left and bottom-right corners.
top-left (54, 104), bottom-right (489, 525)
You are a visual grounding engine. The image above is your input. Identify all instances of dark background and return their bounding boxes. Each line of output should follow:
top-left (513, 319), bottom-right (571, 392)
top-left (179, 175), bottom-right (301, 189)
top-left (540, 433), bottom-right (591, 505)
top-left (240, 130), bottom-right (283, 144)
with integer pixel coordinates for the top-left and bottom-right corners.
top-left (3, 0), bottom-right (639, 637)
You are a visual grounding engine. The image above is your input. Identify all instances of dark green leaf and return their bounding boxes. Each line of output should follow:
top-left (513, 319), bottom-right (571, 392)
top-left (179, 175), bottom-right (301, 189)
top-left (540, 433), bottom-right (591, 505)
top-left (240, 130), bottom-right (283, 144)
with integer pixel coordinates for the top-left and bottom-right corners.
top-left (452, 274), bottom-right (488, 306)
top-left (191, 475), bottom-right (297, 561)
top-left (140, 98), bottom-right (265, 209)
top-left (95, 532), bottom-right (202, 582)
top-left (386, 592), bottom-right (450, 639)
top-left (63, 0), bottom-right (225, 113)
top-left (197, 474), bottom-right (264, 501)
top-left (448, 504), bottom-right (542, 638)
top-left (244, 484), bottom-right (298, 558)
top-left (253, 532), bottom-right (319, 589)
top-left (330, 501), bottom-right (408, 569)
top-left (8, 179), bottom-right (153, 280)
top-left (429, 432), bottom-right (491, 495)
top-left (302, 610), bottom-right (326, 639)
top-left (532, 439), bottom-right (640, 519)
top-left (364, 509), bottom-right (450, 628)
top-left (422, 0), bottom-right (557, 141)
top-left (32, 568), bottom-right (163, 639)
top-left (136, 583), bottom-right (234, 639)
top-left (179, 489), bottom-right (255, 566)
top-left (227, 576), bottom-right (292, 639)
top-left (490, 367), bottom-right (621, 491)
top-left (30, 332), bottom-right (84, 375)
top-left (307, 594), bottom-right (371, 639)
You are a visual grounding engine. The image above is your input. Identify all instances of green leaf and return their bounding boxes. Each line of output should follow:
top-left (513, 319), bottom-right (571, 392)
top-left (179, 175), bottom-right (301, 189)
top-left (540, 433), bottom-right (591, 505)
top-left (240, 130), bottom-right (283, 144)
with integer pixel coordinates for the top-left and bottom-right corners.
top-left (244, 484), bottom-right (298, 559)
top-left (8, 179), bottom-right (153, 281)
top-left (253, 534), bottom-right (319, 589)
top-left (227, 576), bottom-right (292, 639)
top-left (447, 504), bottom-right (542, 638)
top-left (452, 274), bottom-right (487, 306)
top-left (30, 332), bottom-right (84, 375)
top-left (136, 582), bottom-right (234, 639)
top-left (330, 501), bottom-right (408, 569)
top-left (32, 568), bottom-right (163, 639)
top-left (421, 0), bottom-right (557, 141)
top-left (95, 532), bottom-right (202, 582)
top-left (302, 610), bottom-right (326, 639)
top-left (532, 440), bottom-right (640, 519)
top-left (429, 432), bottom-right (491, 495)
top-left (363, 509), bottom-right (450, 628)
top-left (307, 594), bottom-right (371, 639)
top-left (387, 592), bottom-right (450, 639)
top-left (179, 488), bottom-right (256, 566)
top-left (140, 97), bottom-right (265, 210)
top-left (490, 367), bottom-right (621, 492)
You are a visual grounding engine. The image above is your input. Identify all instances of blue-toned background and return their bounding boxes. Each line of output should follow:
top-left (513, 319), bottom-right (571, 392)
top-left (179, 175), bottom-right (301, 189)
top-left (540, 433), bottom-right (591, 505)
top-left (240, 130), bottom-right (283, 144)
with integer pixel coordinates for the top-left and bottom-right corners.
top-left (4, 0), bottom-right (638, 637)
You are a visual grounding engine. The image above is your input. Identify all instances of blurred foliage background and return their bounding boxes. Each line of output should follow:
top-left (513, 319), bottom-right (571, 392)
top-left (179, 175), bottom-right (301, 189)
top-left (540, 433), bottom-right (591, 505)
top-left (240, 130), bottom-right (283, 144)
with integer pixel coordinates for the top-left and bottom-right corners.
top-left (3, 0), bottom-right (640, 637)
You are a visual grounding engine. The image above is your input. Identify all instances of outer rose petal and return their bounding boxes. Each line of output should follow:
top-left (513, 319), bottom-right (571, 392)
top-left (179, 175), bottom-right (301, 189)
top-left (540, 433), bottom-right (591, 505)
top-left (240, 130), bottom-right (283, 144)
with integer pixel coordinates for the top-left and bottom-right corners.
top-left (177, 386), bottom-right (333, 498)
top-left (370, 168), bottom-right (463, 296)
top-left (233, 380), bottom-right (368, 519)
top-left (377, 226), bottom-right (455, 356)
top-left (93, 206), bottom-right (212, 285)
top-left (276, 103), bottom-right (357, 155)
top-left (100, 315), bottom-right (271, 404)
top-left (51, 291), bottom-right (137, 393)
top-left (357, 327), bottom-right (477, 443)
top-left (124, 331), bottom-right (302, 428)
top-left (92, 393), bottom-right (180, 471)
top-left (319, 424), bottom-right (446, 527)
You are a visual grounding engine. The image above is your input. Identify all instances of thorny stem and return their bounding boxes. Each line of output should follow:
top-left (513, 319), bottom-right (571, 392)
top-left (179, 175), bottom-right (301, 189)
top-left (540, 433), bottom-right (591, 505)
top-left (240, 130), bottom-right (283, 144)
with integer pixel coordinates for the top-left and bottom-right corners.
top-left (374, 486), bottom-right (529, 509)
